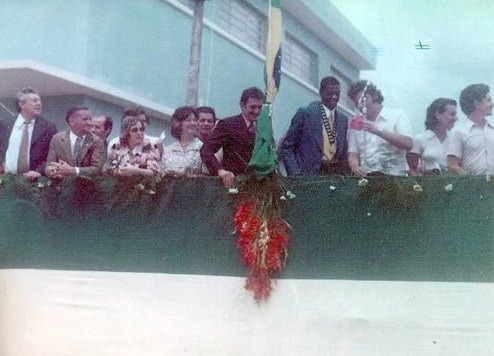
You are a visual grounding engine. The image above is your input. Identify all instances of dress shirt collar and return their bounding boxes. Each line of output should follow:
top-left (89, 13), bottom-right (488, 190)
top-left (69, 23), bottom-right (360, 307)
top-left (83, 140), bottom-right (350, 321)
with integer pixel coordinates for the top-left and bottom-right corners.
top-left (464, 117), bottom-right (494, 131)
top-left (14, 114), bottom-right (34, 128)
top-left (69, 130), bottom-right (86, 143)
top-left (322, 104), bottom-right (335, 118)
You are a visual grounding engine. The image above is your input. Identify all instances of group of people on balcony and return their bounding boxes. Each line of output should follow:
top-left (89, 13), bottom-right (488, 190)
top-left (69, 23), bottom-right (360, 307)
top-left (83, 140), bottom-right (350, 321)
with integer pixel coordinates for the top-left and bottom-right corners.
top-left (281, 78), bottom-right (493, 180)
top-left (0, 79), bottom-right (493, 187)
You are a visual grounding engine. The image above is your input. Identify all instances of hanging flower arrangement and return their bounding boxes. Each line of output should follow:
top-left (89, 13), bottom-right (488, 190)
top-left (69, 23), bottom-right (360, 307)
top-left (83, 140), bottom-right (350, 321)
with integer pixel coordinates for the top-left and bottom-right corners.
top-left (232, 176), bottom-right (292, 302)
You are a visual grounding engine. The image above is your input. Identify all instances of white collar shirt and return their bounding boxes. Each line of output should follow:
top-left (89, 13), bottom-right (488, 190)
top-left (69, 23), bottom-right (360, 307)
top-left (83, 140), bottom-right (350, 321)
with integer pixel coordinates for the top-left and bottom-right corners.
top-left (445, 118), bottom-right (494, 174)
top-left (348, 107), bottom-right (413, 175)
top-left (69, 131), bottom-right (86, 154)
top-left (5, 114), bottom-right (35, 173)
top-left (411, 129), bottom-right (448, 172)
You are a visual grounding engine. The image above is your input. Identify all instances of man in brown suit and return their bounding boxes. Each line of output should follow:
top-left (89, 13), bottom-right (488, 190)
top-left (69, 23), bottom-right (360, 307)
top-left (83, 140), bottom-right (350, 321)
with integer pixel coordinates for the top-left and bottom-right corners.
top-left (45, 106), bottom-right (105, 180)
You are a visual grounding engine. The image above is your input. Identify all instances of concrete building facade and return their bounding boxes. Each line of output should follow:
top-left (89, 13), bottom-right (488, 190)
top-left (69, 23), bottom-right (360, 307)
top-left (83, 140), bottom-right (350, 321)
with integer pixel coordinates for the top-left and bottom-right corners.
top-left (0, 0), bottom-right (375, 143)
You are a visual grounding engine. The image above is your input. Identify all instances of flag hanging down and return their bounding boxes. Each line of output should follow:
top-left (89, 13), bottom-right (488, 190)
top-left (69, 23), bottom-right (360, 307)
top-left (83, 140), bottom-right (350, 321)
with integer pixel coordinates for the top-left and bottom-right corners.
top-left (249, 0), bottom-right (282, 180)
top-left (264, 0), bottom-right (282, 105)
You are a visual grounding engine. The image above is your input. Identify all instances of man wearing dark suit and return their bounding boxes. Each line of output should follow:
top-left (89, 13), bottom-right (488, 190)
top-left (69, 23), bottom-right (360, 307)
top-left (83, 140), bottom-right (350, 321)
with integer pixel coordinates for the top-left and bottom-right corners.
top-left (200, 87), bottom-right (264, 187)
top-left (281, 76), bottom-right (349, 176)
top-left (45, 106), bottom-right (105, 180)
top-left (0, 88), bottom-right (57, 181)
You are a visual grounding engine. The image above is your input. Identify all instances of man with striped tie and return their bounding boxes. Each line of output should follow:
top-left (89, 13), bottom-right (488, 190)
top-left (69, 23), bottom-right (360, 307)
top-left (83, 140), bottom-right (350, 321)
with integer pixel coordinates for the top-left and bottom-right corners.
top-left (45, 106), bottom-right (105, 181)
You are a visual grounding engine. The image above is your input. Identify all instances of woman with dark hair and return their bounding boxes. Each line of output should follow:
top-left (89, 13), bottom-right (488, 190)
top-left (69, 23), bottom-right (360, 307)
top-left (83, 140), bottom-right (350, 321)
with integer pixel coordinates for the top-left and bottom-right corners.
top-left (161, 106), bottom-right (206, 177)
top-left (407, 98), bottom-right (457, 175)
top-left (106, 115), bottom-right (160, 177)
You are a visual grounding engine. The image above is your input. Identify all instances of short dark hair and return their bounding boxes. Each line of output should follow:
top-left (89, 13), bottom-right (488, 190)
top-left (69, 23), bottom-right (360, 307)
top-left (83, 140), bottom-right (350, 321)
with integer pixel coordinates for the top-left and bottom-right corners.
top-left (347, 80), bottom-right (384, 104)
top-left (459, 83), bottom-right (490, 115)
top-left (65, 105), bottom-right (89, 123)
top-left (170, 106), bottom-right (197, 139)
top-left (319, 77), bottom-right (340, 93)
top-left (14, 87), bottom-right (38, 113)
top-left (196, 106), bottom-right (217, 121)
top-left (119, 115), bottom-right (146, 147)
top-left (240, 87), bottom-right (264, 105)
top-left (123, 105), bottom-right (149, 124)
top-left (425, 98), bottom-right (457, 130)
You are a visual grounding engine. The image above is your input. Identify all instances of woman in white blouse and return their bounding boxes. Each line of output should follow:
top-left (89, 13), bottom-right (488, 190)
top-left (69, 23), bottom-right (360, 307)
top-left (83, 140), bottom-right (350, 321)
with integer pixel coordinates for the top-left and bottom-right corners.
top-left (407, 98), bottom-right (457, 175)
top-left (161, 106), bottom-right (206, 177)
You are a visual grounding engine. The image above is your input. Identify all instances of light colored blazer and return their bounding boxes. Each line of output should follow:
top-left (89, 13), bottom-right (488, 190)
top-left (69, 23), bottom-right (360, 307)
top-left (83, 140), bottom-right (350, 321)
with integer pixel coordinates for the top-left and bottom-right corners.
top-left (45, 131), bottom-right (105, 178)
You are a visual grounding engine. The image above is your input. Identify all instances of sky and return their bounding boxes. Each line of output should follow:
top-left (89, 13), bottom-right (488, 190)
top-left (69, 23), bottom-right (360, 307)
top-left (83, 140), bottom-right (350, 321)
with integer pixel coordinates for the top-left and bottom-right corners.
top-left (330, 0), bottom-right (494, 133)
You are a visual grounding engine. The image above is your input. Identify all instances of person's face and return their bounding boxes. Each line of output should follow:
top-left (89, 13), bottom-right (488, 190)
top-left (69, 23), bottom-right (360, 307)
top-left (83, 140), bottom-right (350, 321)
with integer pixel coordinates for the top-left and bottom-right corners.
top-left (90, 116), bottom-right (109, 139)
top-left (198, 112), bottom-right (215, 138)
top-left (436, 104), bottom-right (457, 131)
top-left (181, 113), bottom-right (198, 137)
top-left (320, 84), bottom-right (340, 110)
top-left (69, 109), bottom-right (92, 136)
top-left (20, 93), bottom-right (42, 119)
top-left (476, 93), bottom-right (493, 116)
top-left (128, 121), bottom-right (145, 147)
top-left (354, 92), bottom-right (376, 114)
top-left (240, 97), bottom-right (263, 123)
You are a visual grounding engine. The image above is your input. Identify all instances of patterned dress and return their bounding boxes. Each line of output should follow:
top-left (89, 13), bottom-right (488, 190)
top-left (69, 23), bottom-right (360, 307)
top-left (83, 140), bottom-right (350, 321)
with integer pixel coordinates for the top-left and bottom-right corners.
top-left (106, 139), bottom-right (160, 175)
top-left (161, 137), bottom-right (207, 176)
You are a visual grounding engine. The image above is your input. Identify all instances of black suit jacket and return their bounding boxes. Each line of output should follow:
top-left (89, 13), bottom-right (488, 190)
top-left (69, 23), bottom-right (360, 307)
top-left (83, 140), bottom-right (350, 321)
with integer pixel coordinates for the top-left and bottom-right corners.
top-left (0, 116), bottom-right (57, 173)
top-left (200, 114), bottom-right (255, 176)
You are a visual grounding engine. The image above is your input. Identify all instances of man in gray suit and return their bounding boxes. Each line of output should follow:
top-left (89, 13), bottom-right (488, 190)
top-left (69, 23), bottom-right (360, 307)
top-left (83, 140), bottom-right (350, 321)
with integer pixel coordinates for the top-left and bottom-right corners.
top-left (45, 106), bottom-right (105, 180)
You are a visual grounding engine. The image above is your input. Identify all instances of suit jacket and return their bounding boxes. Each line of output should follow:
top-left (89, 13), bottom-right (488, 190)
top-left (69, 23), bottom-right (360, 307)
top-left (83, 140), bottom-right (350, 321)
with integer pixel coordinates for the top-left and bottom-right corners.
top-left (281, 101), bottom-right (349, 176)
top-left (45, 131), bottom-right (105, 177)
top-left (200, 114), bottom-right (255, 176)
top-left (0, 116), bottom-right (57, 174)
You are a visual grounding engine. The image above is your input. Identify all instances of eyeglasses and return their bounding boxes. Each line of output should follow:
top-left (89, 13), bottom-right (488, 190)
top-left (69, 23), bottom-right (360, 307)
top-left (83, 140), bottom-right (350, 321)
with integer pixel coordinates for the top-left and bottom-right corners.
top-left (130, 127), bottom-right (145, 133)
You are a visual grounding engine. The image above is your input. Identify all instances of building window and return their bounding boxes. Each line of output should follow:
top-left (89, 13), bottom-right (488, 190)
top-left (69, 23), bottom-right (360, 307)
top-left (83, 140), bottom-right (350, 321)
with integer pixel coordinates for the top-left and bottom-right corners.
top-left (218, 0), bottom-right (266, 52)
top-left (283, 33), bottom-right (318, 86)
top-left (331, 67), bottom-right (353, 109)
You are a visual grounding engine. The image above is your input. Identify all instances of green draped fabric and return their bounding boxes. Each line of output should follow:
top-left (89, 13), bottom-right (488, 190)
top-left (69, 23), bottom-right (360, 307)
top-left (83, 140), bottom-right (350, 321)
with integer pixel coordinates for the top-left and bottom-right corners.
top-left (0, 174), bottom-right (492, 282)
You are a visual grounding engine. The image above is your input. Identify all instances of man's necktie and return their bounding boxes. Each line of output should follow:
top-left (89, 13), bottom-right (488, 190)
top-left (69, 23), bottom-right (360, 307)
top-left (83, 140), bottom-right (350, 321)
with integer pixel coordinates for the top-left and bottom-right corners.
top-left (248, 122), bottom-right (256, 138)
top-left (323, 110), bottom-right (337, 145)
top-left (73, 136), bottom-right (83, 166)
top-left (17, 122), bottom-right (30, 174)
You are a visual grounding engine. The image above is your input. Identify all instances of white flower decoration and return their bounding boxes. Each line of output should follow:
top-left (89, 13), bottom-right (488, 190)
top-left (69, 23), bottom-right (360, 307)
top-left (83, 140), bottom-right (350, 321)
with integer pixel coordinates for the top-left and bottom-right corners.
top-left (412, 184), bottom-right (423, 192)
top-left (279, 195), bottom-right (287, 201)
top-left (357, 178), bottom-right (369, 187)
top-left (444, 183), bottom-right (453, 192)
top-left (37, 182), bottom-right (45, 188)
top-left (286, 191), bottom-right (296, 199)
top-left (329, 185), bottom-right (336, 191)
top-left (228, 188), bottom-right (239, 194)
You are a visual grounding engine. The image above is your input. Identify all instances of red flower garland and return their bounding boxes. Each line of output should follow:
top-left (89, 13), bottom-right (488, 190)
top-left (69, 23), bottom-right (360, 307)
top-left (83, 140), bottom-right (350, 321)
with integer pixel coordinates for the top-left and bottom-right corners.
top-left (234, 201), bottom-right (290, 302)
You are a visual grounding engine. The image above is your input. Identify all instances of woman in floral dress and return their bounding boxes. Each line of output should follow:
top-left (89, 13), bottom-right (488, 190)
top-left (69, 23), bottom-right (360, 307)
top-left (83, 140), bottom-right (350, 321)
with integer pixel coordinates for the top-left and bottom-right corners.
top-left (106, 115), bottom-right (160, 177)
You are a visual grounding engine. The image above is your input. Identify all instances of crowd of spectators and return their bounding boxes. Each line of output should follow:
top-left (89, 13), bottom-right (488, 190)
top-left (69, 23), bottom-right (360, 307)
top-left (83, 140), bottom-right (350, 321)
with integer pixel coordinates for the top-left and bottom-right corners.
top-left (1, 81), bottom-right (493, 187)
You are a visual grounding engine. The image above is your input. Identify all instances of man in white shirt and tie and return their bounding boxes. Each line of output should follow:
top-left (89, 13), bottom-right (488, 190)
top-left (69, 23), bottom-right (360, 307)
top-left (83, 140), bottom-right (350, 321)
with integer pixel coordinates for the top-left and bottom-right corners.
top-left (0, 87), bottom-right (57, 181)
top-left (45, 106), bottom-right (105, 181)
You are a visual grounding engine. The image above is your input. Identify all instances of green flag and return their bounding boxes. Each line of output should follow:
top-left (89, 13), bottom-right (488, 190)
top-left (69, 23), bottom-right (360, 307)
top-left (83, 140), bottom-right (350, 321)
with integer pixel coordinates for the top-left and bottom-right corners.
top-left (249, 0), bottom-right (282, 180)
